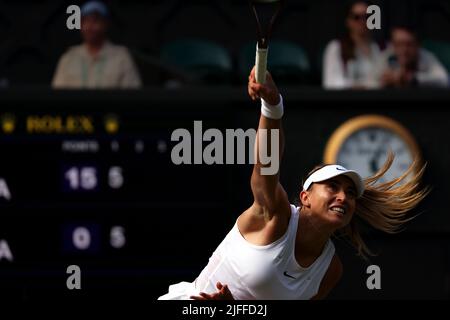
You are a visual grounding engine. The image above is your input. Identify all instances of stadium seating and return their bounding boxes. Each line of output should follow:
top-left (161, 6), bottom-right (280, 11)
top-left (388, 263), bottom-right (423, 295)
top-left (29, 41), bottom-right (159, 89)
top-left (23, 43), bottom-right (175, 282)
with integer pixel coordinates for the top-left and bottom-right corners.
top-left (160, 38), bottom-right (233, 85)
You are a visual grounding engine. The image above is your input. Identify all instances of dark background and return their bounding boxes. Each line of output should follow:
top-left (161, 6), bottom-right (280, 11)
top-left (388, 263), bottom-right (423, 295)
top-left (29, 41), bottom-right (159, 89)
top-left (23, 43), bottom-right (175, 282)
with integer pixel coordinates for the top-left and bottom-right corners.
top-left (0, 0), bottom-right (450, 302)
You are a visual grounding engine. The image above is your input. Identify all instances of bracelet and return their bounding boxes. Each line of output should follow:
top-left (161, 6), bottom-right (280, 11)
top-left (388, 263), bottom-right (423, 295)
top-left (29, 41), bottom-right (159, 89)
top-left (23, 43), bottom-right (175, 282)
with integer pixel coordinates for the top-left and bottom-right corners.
top-left (261, 94), bottom-right (284, 120)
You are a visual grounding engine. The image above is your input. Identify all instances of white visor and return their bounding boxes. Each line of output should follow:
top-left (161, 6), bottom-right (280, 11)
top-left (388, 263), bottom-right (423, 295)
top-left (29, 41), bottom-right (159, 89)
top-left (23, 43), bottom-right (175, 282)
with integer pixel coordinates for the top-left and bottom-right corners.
top-left (303, 165), bottom-right (365, 198)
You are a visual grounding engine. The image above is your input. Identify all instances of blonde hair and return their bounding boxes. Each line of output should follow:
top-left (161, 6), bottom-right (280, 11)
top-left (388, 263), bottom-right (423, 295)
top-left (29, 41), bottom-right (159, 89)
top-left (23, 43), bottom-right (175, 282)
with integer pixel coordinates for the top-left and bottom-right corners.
top-left (339, 153), bottom-right (430, 259)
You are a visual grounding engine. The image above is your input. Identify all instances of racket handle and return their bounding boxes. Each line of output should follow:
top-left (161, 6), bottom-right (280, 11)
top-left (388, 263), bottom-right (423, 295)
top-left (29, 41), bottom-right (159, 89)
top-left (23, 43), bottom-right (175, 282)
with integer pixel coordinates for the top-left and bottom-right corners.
top-left (255, 44), bottom-right (268, 84)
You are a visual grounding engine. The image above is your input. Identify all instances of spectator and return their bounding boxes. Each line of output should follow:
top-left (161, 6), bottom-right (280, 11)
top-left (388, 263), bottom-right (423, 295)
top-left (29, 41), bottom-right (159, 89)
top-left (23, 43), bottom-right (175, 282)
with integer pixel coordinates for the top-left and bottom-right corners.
top-left (52, 1), bottom-right (141, 89)
top-left (323, 1), bottom-right (380, 89)
top-left (376, 26), bottom-right (448, 88)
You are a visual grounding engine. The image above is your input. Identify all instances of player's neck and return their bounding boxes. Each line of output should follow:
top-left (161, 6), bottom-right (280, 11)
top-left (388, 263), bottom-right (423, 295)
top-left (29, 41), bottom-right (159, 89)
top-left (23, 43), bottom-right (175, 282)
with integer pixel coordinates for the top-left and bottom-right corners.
top-left (296, 209), bottom-right (332, 261)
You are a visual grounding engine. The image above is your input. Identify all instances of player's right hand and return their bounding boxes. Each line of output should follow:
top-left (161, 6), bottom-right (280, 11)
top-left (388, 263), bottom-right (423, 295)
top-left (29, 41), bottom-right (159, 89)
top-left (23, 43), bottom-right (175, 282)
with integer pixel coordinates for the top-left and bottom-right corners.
top-left (248, 66), bottom-right (280, 106)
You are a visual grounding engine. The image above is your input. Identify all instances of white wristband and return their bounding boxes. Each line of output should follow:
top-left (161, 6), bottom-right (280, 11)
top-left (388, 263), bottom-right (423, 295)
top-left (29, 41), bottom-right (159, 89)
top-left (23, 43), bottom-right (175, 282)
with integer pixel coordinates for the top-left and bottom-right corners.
top-left (261, 94), bottom-right (284, 120)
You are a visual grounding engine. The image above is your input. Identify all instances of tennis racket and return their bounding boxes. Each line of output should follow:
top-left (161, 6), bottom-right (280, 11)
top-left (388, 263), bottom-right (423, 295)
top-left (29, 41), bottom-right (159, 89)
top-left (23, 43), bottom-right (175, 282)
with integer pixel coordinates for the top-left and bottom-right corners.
top-left (249, 0), bottom-right (285, 84)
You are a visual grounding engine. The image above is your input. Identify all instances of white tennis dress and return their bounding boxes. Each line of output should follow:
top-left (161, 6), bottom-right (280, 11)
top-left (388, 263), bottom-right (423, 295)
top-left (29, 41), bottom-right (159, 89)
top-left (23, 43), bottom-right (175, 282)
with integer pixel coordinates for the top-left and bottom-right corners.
top-left (158, 204), bottom-right (335, 300)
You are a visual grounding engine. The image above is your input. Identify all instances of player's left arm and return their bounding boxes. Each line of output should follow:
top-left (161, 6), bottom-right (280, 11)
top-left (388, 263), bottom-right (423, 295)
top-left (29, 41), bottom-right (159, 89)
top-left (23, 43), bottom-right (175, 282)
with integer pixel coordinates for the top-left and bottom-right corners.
top-left (310, 254), bottom-right (343, 300)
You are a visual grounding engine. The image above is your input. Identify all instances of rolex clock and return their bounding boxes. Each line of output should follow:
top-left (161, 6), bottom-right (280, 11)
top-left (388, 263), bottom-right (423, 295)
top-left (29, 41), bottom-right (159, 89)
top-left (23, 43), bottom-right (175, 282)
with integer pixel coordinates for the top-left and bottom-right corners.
top-left (323, 115), bottom-right (422, 183)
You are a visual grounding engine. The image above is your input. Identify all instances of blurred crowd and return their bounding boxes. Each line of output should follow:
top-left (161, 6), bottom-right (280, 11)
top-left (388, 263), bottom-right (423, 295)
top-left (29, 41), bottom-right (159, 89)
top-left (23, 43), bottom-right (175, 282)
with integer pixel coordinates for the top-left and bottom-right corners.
top-left (1, 1), bottom-right (449, 90)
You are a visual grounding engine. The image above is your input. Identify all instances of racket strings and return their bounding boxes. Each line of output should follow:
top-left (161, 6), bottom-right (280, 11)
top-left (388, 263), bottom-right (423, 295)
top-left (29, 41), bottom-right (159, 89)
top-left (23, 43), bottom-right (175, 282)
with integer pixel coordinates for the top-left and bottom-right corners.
top-left (251, 4), bottom-right (266, 47)
top-left (266, 3), bottom-right (283, 45)
top-left (250, 0), bottom-right (284, 48)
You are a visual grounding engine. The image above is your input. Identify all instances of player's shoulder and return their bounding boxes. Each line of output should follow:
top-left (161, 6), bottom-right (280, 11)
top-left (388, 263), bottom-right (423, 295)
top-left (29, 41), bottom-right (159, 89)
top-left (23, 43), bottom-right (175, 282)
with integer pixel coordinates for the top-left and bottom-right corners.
top-left (244, 198), bottom-right (291, 222)
top-left (238, 202), bottom-right (292, 243)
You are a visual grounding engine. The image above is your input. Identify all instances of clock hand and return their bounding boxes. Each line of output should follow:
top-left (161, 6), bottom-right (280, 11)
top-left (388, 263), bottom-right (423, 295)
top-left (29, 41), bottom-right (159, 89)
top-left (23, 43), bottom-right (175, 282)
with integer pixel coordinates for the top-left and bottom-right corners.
top-left (370, 157), bottom-right (378, 174)
top-left (370, 148), bottom-right (385, 174)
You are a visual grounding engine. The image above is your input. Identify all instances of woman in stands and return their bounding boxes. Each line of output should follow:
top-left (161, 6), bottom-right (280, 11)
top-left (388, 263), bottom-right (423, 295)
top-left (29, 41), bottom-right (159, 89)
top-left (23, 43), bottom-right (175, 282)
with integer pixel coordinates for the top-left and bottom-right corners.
top-left (323, 1), bottom-right (381, 89)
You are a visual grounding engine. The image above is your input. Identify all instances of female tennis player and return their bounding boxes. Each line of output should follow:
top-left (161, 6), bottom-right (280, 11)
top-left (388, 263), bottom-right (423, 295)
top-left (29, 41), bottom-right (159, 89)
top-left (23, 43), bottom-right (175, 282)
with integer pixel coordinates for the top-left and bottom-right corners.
top-left (158, 67), bottom-right (428, 300)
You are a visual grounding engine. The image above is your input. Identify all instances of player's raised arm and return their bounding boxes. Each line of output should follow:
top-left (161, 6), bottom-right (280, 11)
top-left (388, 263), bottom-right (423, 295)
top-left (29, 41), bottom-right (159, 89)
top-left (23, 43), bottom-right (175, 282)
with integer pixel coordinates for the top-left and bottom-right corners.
top-left (248, 67), bottom-right (290, 220)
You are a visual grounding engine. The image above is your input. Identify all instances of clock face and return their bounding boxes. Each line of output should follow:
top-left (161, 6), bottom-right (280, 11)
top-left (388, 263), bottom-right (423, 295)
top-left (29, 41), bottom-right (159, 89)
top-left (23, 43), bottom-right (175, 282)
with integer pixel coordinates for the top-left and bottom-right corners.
top-left (336, 127), bottom-right (414, 183)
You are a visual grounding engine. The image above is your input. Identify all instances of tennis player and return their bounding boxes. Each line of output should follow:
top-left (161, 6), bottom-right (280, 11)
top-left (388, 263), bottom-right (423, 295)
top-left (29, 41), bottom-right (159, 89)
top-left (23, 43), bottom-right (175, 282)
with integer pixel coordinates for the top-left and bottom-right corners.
top-left (158, 67), bottom-right (428, 300)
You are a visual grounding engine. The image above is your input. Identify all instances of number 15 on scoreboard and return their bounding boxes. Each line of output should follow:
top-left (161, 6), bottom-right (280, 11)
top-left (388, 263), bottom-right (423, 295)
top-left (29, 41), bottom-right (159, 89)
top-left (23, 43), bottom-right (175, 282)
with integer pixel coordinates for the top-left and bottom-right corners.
top-left (62, 165), bottom-right (124, 192)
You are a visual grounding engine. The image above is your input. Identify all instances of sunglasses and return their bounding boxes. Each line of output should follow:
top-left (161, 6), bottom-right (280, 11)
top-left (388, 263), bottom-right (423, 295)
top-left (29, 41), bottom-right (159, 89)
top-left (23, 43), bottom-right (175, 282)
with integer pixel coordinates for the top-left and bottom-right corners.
top-left (349, 13), bottom-right (369, 21)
